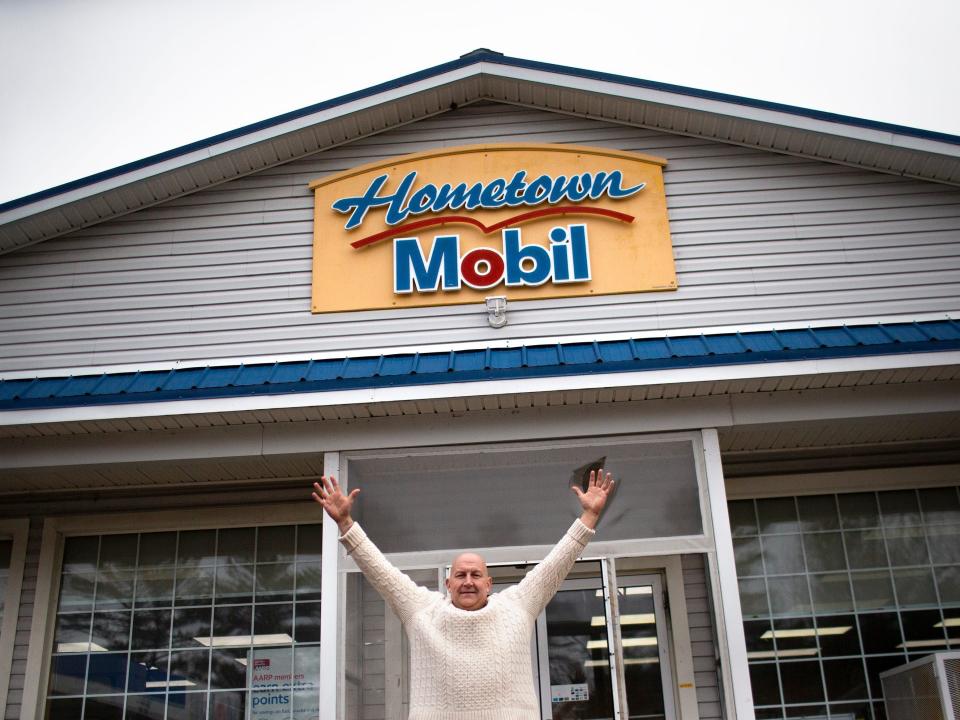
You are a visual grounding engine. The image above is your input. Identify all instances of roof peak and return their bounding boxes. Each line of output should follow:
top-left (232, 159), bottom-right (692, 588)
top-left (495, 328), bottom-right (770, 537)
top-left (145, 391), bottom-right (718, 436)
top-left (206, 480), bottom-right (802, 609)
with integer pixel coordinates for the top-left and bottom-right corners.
top-left (3, 51), bottom-right (959, 255)
top-left (459, 48), bottom-right (503, 59)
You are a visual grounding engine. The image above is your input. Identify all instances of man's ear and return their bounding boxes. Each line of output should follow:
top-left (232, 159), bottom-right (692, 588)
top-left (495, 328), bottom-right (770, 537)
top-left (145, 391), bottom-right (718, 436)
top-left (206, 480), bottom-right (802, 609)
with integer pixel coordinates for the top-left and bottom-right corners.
top-left (485, 576), bottom-right (493, 592)
top-left (445, 577), bottom-right (452, 592)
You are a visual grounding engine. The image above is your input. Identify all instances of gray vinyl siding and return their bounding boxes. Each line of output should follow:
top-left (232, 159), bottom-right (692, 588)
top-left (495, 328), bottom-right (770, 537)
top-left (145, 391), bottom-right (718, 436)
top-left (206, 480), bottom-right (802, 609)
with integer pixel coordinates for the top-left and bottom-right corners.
top-left (682, 553), bottom-right (723, 720)
top-left (2, 102), bottom-right (960, 373)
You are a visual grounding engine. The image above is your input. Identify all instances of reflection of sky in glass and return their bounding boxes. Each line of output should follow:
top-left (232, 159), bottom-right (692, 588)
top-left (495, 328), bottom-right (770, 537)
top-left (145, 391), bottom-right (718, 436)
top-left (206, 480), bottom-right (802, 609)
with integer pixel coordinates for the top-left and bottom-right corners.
top-left (546, 588), bottom-right (614, 720)
top-left (618, 582), bottom-right (666, 719)
top-left (45, 523), bottom-right (322, 719)
top-left (731, 486), bottom-right (960, 718)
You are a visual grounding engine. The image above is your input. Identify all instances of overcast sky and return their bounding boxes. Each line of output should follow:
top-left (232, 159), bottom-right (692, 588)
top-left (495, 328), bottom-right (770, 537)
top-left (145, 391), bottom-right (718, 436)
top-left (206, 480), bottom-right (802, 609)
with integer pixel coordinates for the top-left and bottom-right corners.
top-left (2, 0), bottom-right (958, 205)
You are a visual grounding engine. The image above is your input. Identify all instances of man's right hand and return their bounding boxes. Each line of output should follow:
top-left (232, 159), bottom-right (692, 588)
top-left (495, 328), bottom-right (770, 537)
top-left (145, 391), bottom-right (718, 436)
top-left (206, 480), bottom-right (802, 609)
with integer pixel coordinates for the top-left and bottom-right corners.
top-left (311, 475), bottom-right (359, 534)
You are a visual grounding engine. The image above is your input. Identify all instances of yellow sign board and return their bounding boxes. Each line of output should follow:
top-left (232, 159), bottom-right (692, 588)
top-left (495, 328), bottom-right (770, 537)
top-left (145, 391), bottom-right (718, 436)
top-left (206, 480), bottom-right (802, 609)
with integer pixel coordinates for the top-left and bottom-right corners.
top-left (310, 144), bottom-right (676, 313)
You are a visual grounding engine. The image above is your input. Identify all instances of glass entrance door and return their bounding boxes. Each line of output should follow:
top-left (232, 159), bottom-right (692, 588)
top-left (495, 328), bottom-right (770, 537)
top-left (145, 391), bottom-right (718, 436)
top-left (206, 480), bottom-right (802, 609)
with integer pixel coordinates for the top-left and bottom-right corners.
top-left (492, 563), bottom-right (675, 720)
top-left (537, 574), bottom-right (615, 720)
top-left (612, 575), bottom-right (672, 720)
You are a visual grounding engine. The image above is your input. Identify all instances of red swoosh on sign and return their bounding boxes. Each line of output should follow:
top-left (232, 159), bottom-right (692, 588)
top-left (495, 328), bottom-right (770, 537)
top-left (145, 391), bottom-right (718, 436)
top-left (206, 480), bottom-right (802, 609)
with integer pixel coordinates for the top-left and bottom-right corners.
top-left (349, 206), bottom-right (635, 249)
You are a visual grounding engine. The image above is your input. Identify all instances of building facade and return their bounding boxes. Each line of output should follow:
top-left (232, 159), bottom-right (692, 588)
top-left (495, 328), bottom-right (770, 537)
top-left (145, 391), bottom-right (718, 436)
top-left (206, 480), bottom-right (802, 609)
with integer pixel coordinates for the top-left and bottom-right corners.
top-left (1, 51), bottom-right (958, 720)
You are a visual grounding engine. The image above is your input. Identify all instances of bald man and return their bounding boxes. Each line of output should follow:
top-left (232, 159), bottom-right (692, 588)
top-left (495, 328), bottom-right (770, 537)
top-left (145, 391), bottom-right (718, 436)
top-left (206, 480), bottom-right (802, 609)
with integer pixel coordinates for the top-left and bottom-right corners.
top-left (312, 470), bottom-right (614, 719)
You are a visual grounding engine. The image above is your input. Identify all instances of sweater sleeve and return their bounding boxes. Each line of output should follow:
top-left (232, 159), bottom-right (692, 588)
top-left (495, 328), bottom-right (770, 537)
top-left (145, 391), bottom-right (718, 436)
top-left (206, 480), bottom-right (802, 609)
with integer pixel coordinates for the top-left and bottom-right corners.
top-left (501, 518), bottom-right (595, 617)
top-left (340, 523), bottom-right (438, 624)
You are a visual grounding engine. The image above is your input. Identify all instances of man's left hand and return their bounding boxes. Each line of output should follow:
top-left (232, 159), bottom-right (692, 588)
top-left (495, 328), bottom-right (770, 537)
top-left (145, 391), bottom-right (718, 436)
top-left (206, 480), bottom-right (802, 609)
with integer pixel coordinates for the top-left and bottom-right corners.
top-left (572, 469), bottom-right (615, 529)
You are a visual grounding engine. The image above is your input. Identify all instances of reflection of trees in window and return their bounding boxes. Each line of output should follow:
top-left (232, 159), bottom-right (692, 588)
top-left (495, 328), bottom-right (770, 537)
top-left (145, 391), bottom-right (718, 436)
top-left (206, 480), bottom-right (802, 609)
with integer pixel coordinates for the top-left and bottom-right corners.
top-left (45, 523), bottom-right (322, 720)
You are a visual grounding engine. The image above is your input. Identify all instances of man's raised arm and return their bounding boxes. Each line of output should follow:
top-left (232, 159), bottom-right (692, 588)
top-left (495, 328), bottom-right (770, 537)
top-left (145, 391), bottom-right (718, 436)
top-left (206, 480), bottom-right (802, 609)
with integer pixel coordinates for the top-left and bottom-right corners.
top-left (505, 469), bottom-right (615, 617)
top-left (312, 476), bottom-right (435, 622)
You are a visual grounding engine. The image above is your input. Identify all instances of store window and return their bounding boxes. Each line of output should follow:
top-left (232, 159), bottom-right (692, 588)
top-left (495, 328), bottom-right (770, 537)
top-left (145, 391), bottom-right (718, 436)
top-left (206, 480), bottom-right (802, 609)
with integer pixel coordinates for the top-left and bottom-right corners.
top-left (729, 486), bottom-right (960, 720)
top-left (45, 523), bottom-right (322, 720)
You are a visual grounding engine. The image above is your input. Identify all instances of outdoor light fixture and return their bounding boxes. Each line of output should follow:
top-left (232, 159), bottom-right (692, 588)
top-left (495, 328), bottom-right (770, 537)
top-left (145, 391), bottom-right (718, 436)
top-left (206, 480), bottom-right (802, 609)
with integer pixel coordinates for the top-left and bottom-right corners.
top-left (485, 296), bottom-right (507, 328)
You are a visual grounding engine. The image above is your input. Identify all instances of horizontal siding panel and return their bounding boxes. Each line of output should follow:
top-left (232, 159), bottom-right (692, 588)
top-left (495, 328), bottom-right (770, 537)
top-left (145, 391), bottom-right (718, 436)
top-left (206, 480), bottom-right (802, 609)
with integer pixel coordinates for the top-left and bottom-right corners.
top-left (672, 217), bottom-right (960, 246)
top-left (667, 171), bottom-right (909, 197)
top-left (5, 248), bottom-right (959, 326)
top-left (667, 186), bottom-right (960, 213)
top-left (676, 232), bottom-right (958, 259)
top-left (0, 246), bottom-right (310, 280)
top-left (672, 204), bottom-right (960, 234)
top-left (3, 295), bottom-right (958, 370)
top-left (59, 206), bottom-right (314, 237)
top-left (683, 553), bottom-right (722, 720)
top-left (0, 275), bottom-right (309, 309)
top-left (0, 259), bottom-right (308, 292)
top-left (4, 268), bottom-right (959, 340)
top-left (693, 655), bottom-right (718, 672)
top-left (4, 278), bottom-right (959, 350)
top-left (695, 684), bottom-right (721, 702)
top-left (42, 219), bottom-right (315, 247)
top-left (1, 104), bottom-right (960, 372)
top-left (6, 232), bottom-right (312, 265)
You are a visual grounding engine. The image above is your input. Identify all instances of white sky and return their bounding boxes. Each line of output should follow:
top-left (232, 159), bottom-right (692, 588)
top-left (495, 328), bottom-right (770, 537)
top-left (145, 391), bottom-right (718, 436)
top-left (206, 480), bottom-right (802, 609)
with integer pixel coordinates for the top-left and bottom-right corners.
top-left (1, 0), bottom-right (958, 205)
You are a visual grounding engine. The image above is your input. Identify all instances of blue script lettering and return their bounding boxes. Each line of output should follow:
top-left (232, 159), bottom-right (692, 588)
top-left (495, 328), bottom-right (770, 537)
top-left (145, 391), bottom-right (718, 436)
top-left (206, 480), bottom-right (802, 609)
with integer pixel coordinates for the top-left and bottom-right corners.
top-left (334, 170), bottom-right (644, 230)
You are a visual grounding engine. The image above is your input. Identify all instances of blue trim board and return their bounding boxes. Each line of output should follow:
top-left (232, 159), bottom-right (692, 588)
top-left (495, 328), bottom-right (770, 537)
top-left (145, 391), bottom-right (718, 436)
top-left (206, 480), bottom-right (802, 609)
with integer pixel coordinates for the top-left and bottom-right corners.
top-left (2, 321), bottom-right (958, 412)
top-left (3, 50), bottom-right (958, 213)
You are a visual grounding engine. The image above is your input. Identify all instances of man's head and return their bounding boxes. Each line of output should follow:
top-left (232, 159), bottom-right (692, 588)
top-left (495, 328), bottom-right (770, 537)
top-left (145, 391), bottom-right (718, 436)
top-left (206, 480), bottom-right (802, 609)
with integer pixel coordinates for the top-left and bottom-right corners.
top-left (445, 552), bottom-right (493, 611)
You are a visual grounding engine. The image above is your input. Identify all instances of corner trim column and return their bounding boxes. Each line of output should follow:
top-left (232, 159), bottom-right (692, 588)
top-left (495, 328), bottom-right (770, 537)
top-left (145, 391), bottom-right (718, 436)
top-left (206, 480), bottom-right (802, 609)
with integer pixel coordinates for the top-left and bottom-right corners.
top-left (19, 519), bottom-right (60, 720)
top-left (0, 518), bottom-right (30, 718)
top-left (701, 428), bottom-right (755, 720)
top-left (319, 452), bottom-right (341, 719)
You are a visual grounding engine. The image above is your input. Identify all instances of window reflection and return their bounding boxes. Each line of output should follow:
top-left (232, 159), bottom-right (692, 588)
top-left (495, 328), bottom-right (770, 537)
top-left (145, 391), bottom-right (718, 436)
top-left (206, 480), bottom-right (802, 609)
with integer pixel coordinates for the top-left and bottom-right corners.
top-left (730, 486), bottom-right (960, 718)
top-left (126, 692), bottom-right (166, 720)
top-left (545, 587), bottom-right (614, 720)
top-left (86, 651), bottom-right (128, 694)
top-left (83, 694), bottom-right (124, 720)
top-left (131, 609), bottom-right (171, 650)
top-left (45, 523), bottom-right (322, 719)
top-left (135, 567), bottom-right (175, 607)
top-left (90, 611), bottom-right (131, 651)
top-left (127, 651), bottom-right (169, 694)
top-left (174, 565), bottom-right (214, 605)
top-left (617, 581), bottom-right (667, 720)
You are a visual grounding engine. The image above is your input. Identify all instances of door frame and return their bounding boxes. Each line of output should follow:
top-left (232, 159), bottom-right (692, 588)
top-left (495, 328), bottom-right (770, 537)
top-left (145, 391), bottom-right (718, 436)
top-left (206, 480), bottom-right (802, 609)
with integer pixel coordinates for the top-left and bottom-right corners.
top-left (331, 431), bottom-right (717, 720)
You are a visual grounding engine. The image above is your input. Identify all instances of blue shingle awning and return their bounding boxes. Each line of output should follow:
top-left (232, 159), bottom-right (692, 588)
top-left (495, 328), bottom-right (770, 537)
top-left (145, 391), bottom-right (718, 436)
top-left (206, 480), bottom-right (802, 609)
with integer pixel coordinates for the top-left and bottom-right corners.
top-left (1, 321), bottom-right (958, 411)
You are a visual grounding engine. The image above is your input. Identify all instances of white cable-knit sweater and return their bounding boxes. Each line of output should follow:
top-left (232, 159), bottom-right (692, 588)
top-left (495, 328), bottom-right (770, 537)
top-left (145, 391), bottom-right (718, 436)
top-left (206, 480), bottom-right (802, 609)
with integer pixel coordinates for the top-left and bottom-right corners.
top-left (340, 519), bottom-right (595, 720)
